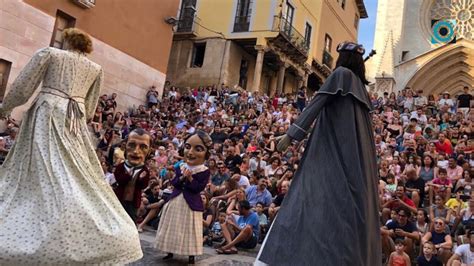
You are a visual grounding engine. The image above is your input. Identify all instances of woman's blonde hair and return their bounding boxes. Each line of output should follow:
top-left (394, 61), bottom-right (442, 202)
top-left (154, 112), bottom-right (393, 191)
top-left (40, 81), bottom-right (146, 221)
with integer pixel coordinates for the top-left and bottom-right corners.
top-left (63, 28), bottom-right (93, 54)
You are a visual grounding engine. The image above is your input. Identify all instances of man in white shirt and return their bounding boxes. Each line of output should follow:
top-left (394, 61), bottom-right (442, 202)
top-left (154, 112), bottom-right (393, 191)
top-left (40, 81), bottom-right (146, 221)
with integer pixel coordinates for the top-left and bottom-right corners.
top-left (272, 110), bottom-right (282, 120)
top-left (249, 153), bottom-right (267, 174)
top-left (375, 134), bottom-right (387, 153)
top-left (256, 101), bottom-right (264, 114)
top-left (447, 158), bottom-right (464, 182)
top-left (410, 108), bottom-right (428, 126)
top-left (447, 230), bottom-right (474, 266)
top-left (230, 168), bottom-right (250, 189)
top-left (276, 112), bottom-right (291, 125)
top-left (208, 104), bottom-right (216, 114)
top-left (414, 90), bottom-right (428, 108)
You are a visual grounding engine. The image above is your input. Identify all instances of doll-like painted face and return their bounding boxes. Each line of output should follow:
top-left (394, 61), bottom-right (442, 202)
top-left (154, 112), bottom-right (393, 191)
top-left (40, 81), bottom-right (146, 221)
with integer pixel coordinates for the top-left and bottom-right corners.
top-left (126, 133), bottom-right (151, 166)
top-left (184, 135), bottom-right (207, 166)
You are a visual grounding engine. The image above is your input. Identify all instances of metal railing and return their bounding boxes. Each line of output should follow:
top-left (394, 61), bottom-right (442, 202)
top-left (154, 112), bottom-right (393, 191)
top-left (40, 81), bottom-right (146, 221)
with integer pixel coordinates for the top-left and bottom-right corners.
top-left (273, 16), bottom-right (309, 54)
top-left (71, 0), bottom-right (95, 9)
top-left (176, 15), bottom-right (200, 35)
top-left (322, 50), bottom-right (333, 68)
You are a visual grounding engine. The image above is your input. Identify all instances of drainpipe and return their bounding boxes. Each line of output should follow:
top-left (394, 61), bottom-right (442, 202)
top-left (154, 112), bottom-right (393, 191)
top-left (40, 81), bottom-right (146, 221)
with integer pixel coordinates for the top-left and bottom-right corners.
top-left (218, 39), bottom-right (229, 85)
top-left (277, 0), bottom-right (284, 30)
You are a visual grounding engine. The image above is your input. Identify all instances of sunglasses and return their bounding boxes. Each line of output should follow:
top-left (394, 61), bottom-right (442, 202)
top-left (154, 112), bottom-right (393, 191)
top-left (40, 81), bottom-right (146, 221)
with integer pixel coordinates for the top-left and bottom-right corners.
top-left (435, 221), bottom-right (444, 225)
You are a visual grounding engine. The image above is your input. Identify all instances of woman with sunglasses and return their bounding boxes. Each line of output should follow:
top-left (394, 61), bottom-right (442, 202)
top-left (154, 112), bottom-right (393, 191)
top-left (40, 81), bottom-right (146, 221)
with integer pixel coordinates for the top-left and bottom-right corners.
top-left (420, 218), bottom-right (453, 264)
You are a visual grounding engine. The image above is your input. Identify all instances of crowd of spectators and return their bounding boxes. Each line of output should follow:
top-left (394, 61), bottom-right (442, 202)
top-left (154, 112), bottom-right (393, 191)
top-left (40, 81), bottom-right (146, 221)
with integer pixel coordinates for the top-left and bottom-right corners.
top-left (89, 84), bottom-right (302, 252)
top-left (87, 84), bottom-right (474, 262)
top-left (374, 86), bottom-right (473, 265)
top-left (1, 81), bottom-right (471, 262)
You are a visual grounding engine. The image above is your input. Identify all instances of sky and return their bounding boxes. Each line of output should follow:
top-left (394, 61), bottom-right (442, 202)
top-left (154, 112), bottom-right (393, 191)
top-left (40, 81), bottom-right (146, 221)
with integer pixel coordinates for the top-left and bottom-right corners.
top-left (357, 0), bottom-right (378, 55)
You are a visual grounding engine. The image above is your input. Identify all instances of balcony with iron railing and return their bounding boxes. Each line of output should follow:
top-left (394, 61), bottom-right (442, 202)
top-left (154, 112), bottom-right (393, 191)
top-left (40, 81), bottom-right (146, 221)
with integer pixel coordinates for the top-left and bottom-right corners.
top-left (174, 15), bottom-right (200, 39)
top-left (272, 16), bottom-right (309, 57)
top-left (71, 0), bottom-right (95, 9)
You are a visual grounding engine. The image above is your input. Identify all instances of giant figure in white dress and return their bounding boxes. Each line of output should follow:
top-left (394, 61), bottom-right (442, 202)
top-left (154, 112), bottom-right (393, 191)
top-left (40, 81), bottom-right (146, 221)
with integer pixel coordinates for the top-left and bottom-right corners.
top-left (0, 28), bottom-right (143, 264)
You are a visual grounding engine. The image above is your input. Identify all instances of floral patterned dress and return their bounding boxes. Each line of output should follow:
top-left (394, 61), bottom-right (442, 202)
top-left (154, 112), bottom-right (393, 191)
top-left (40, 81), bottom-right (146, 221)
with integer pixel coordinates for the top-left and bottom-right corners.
top-left (0, 47), bottom-right (142, 264)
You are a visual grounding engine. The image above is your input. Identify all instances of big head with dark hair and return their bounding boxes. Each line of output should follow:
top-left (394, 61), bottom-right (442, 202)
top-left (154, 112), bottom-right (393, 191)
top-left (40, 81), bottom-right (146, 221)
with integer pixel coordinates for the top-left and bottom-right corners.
top-left (126, 128), bottom-right (152, 167)
top-left (335, 51), bottom-right (369, 85)
top-left (181, 130), bottom-right (213, 166)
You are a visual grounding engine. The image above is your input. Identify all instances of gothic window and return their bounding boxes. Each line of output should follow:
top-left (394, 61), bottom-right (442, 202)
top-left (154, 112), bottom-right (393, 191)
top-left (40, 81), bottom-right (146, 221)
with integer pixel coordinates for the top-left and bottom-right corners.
top-left (431, 0), bottom-right (473, 40)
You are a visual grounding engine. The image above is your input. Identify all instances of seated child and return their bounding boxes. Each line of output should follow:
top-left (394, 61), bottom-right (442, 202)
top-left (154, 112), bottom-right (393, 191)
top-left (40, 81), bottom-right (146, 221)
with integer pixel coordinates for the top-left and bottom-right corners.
top-left (388, 239), bottom-right (411, 266)
top-left (416, 241), bottom-right (442, 266)
top-left (207, 211), bottom-right (226, 245)
top-left (255, 202), bottom-right (268, 243)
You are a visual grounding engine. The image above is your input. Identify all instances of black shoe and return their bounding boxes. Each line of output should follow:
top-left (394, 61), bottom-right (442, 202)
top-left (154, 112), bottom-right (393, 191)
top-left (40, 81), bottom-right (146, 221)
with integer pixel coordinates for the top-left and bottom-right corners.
top-left (162, 253), bottom-right (173, 260)
top-left (188, 256), bottom-right (195, 264)
top-left (205, 238), bottom-right (213, 247)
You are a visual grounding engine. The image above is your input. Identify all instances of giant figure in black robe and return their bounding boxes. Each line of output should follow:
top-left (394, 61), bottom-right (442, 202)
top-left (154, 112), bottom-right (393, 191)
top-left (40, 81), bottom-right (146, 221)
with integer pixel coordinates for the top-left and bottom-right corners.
top-left (256, 66), bottom-right (381, 265)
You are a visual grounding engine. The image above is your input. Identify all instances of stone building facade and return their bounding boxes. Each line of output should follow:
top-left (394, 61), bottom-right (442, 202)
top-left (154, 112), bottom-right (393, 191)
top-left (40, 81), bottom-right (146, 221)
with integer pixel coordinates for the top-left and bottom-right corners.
top-left (0, 0), bottom-right (180, 119)
top-left (166, 0), bottom-right (367, 95)
top-left (367, 0), bottom-right (473, 96)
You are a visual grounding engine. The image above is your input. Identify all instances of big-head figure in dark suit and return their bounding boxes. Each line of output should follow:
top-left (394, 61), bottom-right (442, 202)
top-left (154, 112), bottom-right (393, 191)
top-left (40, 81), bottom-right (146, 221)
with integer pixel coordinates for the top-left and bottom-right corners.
top-left (114, 128), bottom-right (151, 222)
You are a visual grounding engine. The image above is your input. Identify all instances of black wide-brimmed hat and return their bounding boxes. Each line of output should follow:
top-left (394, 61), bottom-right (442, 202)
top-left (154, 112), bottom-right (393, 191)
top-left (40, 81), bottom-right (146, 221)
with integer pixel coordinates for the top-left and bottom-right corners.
top-left (337, 41), bottom-right (365, 55)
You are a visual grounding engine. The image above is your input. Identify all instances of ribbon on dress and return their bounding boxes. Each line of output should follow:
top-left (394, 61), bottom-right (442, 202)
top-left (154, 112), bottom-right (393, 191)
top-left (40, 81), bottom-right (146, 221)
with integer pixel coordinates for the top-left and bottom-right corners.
top-left (66, 97), bottom-right (84, 136)
top-left (41, 87), bottom-right (85, 136)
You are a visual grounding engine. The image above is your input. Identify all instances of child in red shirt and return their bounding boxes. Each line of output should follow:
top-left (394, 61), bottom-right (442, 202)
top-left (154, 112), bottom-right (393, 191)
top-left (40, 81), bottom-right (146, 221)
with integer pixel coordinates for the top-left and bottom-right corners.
top-left (428, 168), bottom-right (452, 202)
top-left (388, 239), bottom-right (411, 266)
top-left (434, 134), bottom-right (453, 155)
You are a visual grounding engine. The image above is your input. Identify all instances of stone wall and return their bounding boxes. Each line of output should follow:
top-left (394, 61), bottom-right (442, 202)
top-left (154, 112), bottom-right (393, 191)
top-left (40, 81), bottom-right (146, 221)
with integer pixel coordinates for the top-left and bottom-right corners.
top-left (225, 41), bottom-right (254, 90)
top-left (0, 0), bottom-right (165, 120)
top-left (166, 37), bottom-right (301, 95)
top-left (283, 72), bottom-right (298, 94)
top-left (166, 38), bottom-right (260, 89)
top-left (167, 38), bottom-right (227, 87)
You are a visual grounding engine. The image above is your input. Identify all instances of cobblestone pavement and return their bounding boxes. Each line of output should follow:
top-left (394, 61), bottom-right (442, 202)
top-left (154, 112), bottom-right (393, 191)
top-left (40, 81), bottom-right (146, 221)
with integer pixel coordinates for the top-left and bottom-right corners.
top-left (129, 229), bottom-right (258, 265)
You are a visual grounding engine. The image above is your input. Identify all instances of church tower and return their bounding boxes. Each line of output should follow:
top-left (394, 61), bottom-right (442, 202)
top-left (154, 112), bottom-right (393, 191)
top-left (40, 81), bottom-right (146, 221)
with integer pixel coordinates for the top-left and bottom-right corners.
top-left (368, 0), bottom-right (473, 95)
top-left (366, 0), bottom-right (406, 93)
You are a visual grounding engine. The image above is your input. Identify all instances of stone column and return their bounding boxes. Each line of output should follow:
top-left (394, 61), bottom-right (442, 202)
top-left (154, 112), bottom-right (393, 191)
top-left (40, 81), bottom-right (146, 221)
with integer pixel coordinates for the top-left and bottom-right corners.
top-left (219, 40), bottom-right (232, 85)
top-left (375, 75), bottom-right (396, 94)
top-left (303, 68), bottom-right (310, 87)
top-left (296, 76), bottom-right (304, 90)
top-left (296, 69), bottom-right (307, 89)
top-left (276, 62), bottom-right (287, 94)
top-left (251, 45), bottom-right (266, 92)
top-left (303, 74), bottom-right (309, 88)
